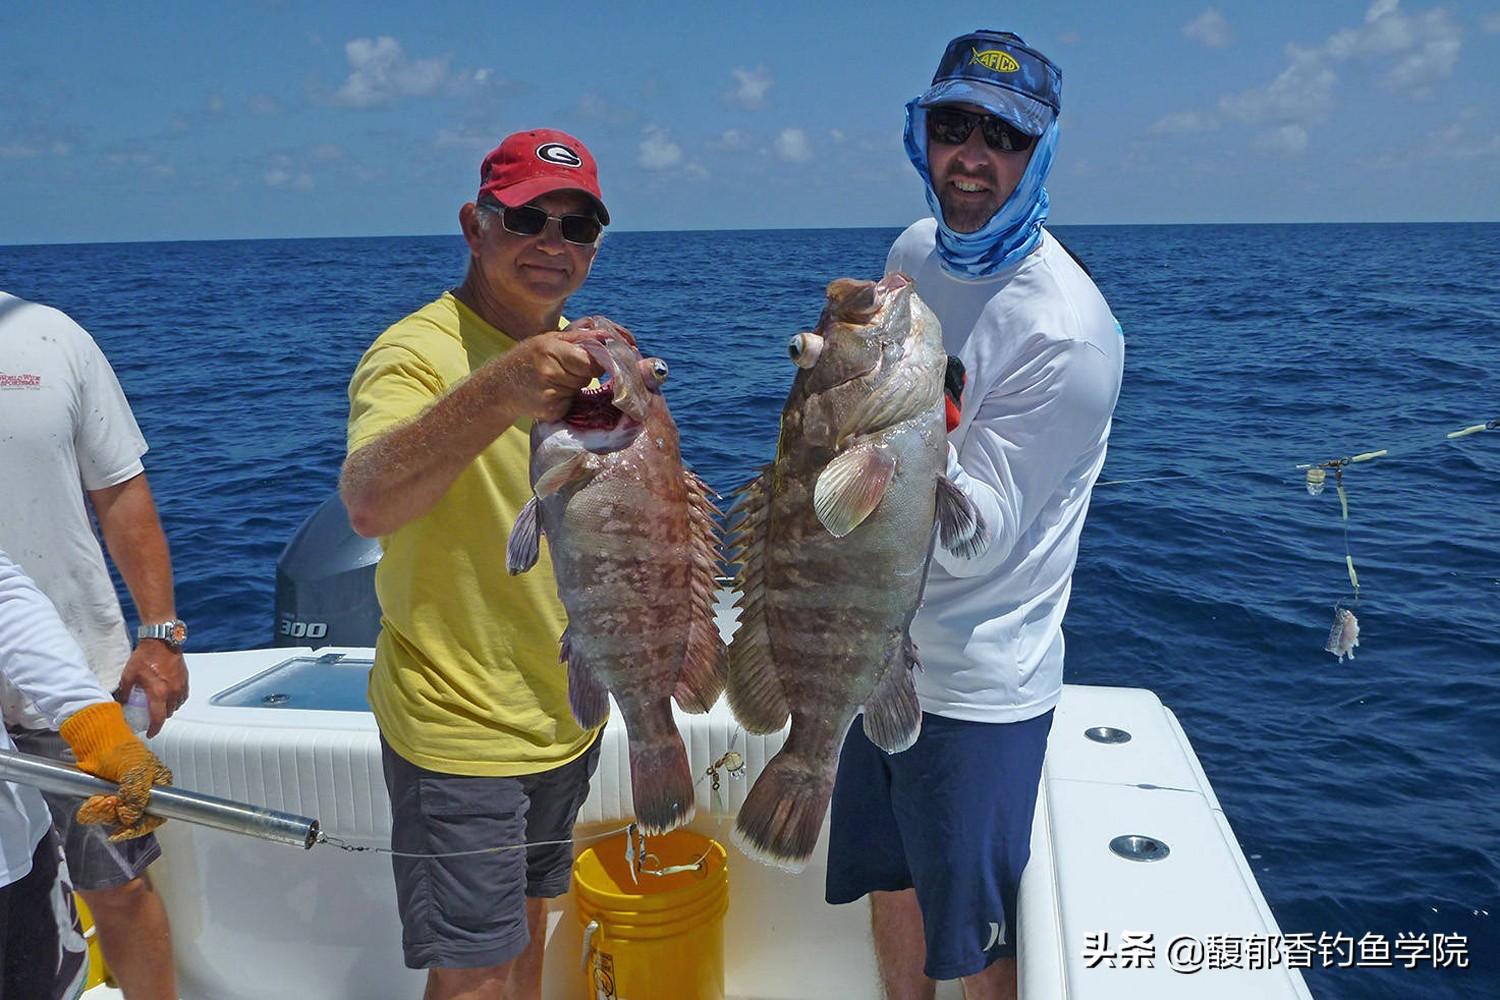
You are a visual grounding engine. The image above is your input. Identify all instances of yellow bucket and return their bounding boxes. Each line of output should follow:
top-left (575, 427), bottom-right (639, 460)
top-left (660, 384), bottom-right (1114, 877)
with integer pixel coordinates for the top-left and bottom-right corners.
top-left (574, 829), bottom-right (729, 1000)
top-left (75, 894), bottom-right (110, 989)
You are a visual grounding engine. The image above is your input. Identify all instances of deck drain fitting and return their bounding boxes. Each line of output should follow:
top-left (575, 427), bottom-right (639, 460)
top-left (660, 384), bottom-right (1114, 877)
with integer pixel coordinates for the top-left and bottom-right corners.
top-left (1085, 726), bottom-right (1132, 744)
top-left (261, 693), bottom-right (290, 705)
top-left (1109, 834), bottom-right (1170, 862)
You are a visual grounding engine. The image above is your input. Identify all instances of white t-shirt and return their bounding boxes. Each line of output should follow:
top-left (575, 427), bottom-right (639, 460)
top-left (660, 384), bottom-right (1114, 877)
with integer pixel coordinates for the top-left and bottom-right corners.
top-left (0, 292), bottom-right (146, 726)
top-left (890, 223), bottom-right (1124, 723)
top-left (0, 547), bottom-right (111, 886)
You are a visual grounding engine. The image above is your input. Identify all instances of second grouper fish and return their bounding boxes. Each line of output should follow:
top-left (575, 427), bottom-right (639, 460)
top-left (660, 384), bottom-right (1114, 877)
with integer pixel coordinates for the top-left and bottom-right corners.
top-left (727, 274), bottom-right (988, 870)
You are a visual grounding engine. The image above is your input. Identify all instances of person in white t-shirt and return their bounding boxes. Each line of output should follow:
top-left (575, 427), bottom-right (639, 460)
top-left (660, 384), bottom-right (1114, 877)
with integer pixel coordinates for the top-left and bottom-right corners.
top-left (0, 291), bottom-right (187, 998)
top-left (824, 30), bottom-right (1124, 1000)
top-left (0, 546), bottom-right (173, 999)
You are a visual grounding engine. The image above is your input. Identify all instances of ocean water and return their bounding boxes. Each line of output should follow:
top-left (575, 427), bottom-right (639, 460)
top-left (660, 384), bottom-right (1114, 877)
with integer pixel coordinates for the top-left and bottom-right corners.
top-left (3, 223), bottom-right (1497, 998)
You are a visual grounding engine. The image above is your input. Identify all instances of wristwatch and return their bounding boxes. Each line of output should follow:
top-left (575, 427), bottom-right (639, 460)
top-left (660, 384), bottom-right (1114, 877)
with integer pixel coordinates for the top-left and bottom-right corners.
top-left (138, 620), bottom-right (188, 651)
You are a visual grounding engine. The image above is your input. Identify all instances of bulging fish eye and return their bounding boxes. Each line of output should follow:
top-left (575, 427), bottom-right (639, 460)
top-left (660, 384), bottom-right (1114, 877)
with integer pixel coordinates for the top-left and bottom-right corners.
top-left (651, 359), bottom-right (669, 382)
top-left (788, 332), bottom-right (823, 369)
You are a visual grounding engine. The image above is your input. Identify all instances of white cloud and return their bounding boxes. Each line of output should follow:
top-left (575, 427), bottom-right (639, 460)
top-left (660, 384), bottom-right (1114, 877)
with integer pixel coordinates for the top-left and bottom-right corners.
top-left (1219, 44), bottom-right (1336, 127)
top-left (1326, 1), bottom-right (1462, 92)
top-left (710, 128), bottom-right (750, 151)
top-left (1197, 0), bottom-right (1465, 156)
top-left (1422, 109), bottom-right (1500, 158)
top-left (0, 140), bottom-right (71, 159)
top-left (1184, 9), bottom-right (1231, 48)
top-left (264, 154), bottom-right (314, 190)
top-left (333, 36), bottom-right (449, 109)
top-left (638, 126), bottom-right (683, 169)
top-left (435, 127), bottom-right (494, 150)
top-left (1263, 124), bottom-right (1309, 155)
top-left (774, 128), bottom-right (812, 163)
top-left (1484, 13), bottom-right (1500, 33)
top-left (248, 94), bottom-right (283, 116)
top-left (727, 67), bottom-right (773, 110)
top-left (1148, 111), bottom-right (1220, 134)
top-left (106, 150), bottom-right (175, 177)
top-left (829, 128), bottom-right (847, 143)
top-left (207, 94), bottom-right (226, 114)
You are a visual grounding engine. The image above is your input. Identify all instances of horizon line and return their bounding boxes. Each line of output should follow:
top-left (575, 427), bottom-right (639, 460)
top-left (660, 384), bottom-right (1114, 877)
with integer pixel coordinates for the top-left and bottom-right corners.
top-left (3, 218), bottom-right (1497, 250)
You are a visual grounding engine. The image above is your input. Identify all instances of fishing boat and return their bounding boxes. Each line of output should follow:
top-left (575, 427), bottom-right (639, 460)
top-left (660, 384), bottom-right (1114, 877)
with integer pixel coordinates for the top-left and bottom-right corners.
top-left (78, 498), bottom-right (1312, 999)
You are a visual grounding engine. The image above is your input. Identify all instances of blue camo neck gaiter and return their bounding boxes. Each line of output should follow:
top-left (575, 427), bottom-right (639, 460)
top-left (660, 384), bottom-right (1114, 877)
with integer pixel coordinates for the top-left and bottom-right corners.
top-left (904, 100), bottom-right (1059, 280)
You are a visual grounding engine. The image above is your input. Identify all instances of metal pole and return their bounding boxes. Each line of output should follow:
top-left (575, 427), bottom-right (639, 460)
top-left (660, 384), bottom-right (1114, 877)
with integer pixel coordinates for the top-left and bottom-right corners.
top-left (0, 749), bottom-right (320, 850)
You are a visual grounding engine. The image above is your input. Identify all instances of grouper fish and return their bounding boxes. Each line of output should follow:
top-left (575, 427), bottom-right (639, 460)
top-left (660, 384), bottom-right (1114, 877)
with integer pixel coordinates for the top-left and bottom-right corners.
top-left (507, 317), bottom-right (725, 835)
top-left (726, 274), bottom-right (988, 870)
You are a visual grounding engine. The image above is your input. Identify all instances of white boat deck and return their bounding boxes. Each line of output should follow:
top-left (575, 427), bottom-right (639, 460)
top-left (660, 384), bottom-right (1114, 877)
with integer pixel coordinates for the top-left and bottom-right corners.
top-left (79, 642), bottom-right (1310, 999)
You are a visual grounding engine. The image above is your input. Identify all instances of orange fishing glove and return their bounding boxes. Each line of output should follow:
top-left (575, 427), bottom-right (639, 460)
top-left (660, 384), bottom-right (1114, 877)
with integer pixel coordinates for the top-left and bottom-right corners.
top-left (58, 701), bottom-right (173, 842)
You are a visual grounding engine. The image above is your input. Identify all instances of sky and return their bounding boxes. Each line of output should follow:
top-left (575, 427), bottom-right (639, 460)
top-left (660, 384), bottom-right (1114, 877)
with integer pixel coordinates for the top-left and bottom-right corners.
top-left (2, 1), bottom-right (1498, 244)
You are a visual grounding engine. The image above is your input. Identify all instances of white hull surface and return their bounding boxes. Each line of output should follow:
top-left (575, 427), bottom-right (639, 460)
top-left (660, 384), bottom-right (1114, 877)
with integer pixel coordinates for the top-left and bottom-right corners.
top-left (82, 631), bottom-right (1310, 999)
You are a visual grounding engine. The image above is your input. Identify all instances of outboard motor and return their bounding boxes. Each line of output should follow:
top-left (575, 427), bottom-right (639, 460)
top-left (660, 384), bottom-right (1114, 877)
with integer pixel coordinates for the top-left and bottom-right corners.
top-left (274, 492), bottom-right (383, 647)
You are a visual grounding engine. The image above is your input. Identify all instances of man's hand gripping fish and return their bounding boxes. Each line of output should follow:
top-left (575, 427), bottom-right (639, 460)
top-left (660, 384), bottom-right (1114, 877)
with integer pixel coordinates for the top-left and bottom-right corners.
top-left (507, 317), bottom-right (725, 835)
top-left (726, 274), bottom-right (987, 870)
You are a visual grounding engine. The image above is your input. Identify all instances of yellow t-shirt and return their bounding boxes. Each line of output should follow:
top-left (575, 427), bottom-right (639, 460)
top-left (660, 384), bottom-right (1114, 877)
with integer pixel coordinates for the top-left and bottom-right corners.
top-left (346, 291), bottom-right (597, 776)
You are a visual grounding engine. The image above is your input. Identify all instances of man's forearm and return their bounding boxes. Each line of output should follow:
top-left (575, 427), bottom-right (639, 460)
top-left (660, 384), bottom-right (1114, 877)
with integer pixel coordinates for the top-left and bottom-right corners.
top-left (88, 473), bottom-right (176, 623)
top-left (341, 358), bottom-right (526, 538)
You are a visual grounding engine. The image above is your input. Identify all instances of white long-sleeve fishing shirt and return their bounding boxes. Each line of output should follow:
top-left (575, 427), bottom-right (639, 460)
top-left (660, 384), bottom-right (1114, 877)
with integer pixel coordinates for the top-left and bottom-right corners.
top-left (0, 549), bottom-right (111, 886)
top-left (891, 222), bottom-right (1124, 723)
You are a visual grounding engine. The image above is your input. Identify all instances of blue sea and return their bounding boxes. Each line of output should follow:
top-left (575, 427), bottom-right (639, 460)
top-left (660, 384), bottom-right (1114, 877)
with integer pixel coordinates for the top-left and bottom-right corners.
top-left (3, 224), bottom-right (1497, 998)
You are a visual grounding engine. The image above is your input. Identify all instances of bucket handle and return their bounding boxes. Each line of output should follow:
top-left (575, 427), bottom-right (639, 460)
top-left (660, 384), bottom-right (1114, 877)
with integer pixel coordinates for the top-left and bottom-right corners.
top-left (580, 919), bottom-right (600, 975)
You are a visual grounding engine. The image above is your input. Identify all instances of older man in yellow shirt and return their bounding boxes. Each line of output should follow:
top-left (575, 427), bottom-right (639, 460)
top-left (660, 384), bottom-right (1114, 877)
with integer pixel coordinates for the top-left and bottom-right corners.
top-left (341, 128), bottom-right (613, 1000)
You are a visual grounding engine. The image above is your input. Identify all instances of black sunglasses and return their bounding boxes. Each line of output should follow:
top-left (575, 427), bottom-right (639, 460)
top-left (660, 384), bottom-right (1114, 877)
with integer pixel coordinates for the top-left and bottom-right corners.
top-left (926, 107), bottom-right (1036, 153)
top-left (485, 202), bottom-right (602, 245)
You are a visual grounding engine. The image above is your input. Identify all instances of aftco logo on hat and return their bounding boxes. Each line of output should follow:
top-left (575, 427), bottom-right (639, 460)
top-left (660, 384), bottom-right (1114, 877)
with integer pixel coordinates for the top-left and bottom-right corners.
top-left (970, 47), bottom-right (1020, 73)
top-left (535, 143), bottom-right (582, 168)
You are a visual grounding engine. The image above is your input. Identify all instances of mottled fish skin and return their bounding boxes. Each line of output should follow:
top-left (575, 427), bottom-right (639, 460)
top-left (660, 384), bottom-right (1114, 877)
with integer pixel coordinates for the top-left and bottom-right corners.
top-left (508, 317), bottom-right (725, 835)
top-left (1325, 607), bottom-right (1360, 662)
top-left (726, 275), bottom-right (985, 870)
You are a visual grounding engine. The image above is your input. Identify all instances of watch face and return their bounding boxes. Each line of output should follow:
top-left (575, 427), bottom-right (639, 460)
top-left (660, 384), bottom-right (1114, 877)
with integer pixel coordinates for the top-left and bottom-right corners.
top-left (170, 621), bottom-right (187, 646)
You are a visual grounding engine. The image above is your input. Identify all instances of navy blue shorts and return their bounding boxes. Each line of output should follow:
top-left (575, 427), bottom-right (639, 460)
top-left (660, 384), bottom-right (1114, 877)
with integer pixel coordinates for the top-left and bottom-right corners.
top-left (825, 710), bottom-right (1054, 980)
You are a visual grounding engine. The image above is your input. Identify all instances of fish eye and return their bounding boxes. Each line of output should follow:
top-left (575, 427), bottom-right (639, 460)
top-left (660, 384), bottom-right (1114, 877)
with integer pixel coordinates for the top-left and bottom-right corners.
top-left (651, 359), bottom-right (669, 382)
top-left (788, 332), bottom-right (823, 369)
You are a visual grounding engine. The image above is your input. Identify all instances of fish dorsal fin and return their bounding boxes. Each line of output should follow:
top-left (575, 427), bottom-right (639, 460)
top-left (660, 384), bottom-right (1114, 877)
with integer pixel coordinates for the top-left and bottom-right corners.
top-left (813, 441), bottom-right (896, 538)
top-left (673, 470), bottom-right (728, 713)
top-left (725, 466), bottom-right (791, 733)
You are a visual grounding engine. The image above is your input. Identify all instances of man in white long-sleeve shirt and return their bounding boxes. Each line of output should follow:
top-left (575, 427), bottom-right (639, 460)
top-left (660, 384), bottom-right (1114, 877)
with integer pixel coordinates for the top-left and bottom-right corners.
top-left (825, 29), bottom-right (1123, 1000)
top-left (0, 548), bottom-right (173, 998)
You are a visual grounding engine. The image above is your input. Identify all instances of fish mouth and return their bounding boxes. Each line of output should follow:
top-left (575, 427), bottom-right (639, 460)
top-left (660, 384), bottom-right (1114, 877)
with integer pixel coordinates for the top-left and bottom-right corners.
top-left (560, 317), bottom-right (653, 429)
top-left (564, 381), bottom-right (640, 431)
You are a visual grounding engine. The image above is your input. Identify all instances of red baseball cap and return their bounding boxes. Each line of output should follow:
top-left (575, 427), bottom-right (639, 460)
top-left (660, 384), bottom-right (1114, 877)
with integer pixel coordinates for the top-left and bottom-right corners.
top-left (477, 128), bottom-right (609, 225)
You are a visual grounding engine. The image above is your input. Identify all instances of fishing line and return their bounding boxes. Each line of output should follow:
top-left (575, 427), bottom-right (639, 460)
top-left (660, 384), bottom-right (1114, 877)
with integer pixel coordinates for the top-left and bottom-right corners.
top-left (316, 731), bottom-right (750, 859)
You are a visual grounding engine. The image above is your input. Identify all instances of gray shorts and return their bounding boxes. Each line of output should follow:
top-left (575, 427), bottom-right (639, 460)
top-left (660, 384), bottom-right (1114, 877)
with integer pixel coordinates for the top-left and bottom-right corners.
top-left (380, 734), bottom-right (601, 970)
top-left (8, 728), bottom-right (162, 892)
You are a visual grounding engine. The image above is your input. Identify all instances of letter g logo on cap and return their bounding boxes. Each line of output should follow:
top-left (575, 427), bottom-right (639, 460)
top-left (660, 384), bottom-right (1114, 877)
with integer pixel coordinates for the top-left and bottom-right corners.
top-left (536, 142), bottom-right (582, 168)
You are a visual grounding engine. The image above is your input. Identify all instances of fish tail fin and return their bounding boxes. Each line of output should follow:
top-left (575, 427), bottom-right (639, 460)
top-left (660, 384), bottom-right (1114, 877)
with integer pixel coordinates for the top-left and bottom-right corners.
top-left (627, 732), bottom-right (696, 836)
top-left (732, 751), bottom-right (833, 873)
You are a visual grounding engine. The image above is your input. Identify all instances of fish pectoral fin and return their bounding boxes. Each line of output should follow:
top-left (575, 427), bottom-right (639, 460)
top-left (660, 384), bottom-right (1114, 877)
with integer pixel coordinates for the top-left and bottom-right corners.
top-left (506, 496), bottom-right (543, 574)
top-left (562, 633), bottom-right (610, 730)
top-left (935, 474), bottom-right (989, 558)
top-left (813, 441), bottom-right (897, 538)
top-left (534, 451), bottom-right (593, 498)
top-left (862, 635), bottom-right (922, 754)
